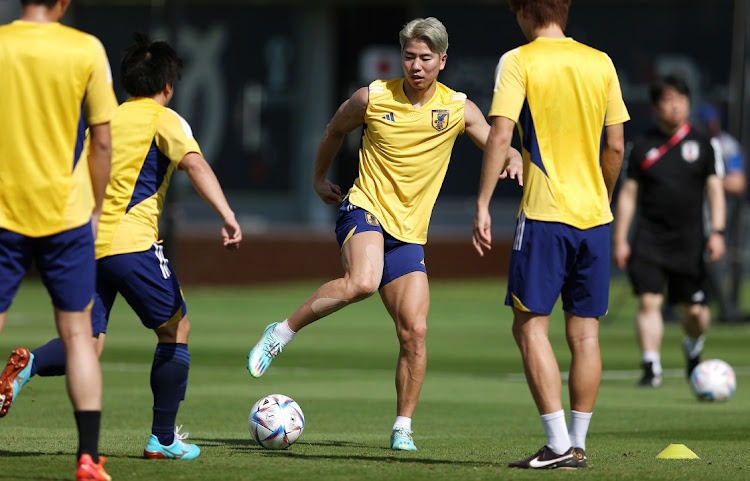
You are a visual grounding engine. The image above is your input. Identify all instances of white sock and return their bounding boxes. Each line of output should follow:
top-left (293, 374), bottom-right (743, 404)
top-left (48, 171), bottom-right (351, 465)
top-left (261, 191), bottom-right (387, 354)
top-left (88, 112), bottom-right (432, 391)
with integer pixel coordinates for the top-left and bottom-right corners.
top-left (643, 351), bottom-right (662, 375)
top-left (568, 410), bottom-right (593, 450)
top-left (540, 410), bottom-right (571, 455)
top-left (273, 319), bottom-right (296, 345)
top-left (683, 335), bottom-right (705, 359)
top-left (393, 416), bottom-right (412, 431)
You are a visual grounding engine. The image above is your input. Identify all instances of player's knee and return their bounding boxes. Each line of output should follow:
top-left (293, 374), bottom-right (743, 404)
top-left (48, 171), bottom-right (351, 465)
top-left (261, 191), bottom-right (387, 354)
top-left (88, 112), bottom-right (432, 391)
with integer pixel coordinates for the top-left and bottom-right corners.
top-left (684, 303), bottom-right (707, 320)
top-left (511, 319), bottom-right (541, 346)
top-left (178, 316), bottom-right (191, 332)
top-left (155, 316), bottom-right (189, 343)
top-left (567, 330), bottom-right (598, 351)
top-left (348, 276), bottom-right (379, 300)
top-left (398, 321), bottom-right (427, 347)
top-left (638, 293), bottom-right (663, 313)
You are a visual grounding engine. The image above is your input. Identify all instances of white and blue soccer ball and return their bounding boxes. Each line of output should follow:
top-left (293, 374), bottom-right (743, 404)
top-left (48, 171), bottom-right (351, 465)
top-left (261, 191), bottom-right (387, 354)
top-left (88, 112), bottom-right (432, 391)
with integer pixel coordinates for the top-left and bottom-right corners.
top-left (690, 359), bottom-right (736, 401)
top-left (249, 394), bottom-right (305, 449)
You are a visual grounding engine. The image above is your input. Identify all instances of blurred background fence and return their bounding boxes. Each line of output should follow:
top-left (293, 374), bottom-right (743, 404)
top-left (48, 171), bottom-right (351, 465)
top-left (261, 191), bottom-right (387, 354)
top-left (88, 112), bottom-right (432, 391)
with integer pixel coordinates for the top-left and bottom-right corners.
top-left (2, 0), bottom-right (748, 287)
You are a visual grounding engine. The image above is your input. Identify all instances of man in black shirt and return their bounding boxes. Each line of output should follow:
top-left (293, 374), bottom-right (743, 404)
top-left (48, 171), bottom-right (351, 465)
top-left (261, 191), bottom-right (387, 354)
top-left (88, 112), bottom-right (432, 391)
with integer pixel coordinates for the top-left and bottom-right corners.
top-left (613, 74), bottom-right (725, 387)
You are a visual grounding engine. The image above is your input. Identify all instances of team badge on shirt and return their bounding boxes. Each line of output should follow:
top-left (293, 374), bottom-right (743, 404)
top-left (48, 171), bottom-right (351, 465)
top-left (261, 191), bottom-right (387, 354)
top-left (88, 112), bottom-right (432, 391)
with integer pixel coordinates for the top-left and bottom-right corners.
top-left (432, 110), bottom-right (449, 131)
top-left (365, 212), bottom-right (380, 226)
top-left (681, 141), bottom-right (700, 163)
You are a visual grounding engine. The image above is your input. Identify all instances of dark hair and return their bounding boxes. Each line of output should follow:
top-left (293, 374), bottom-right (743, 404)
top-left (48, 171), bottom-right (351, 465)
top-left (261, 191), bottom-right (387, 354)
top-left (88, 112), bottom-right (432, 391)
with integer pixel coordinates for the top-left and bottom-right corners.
top-left (509, 0), bottom-right (571, 30)
top-left (649, 74), bottom-right (691, 105)
top-left (120, 32), bottom-right (182, 98)
top-left (20, 0), bottom-right (58, 7)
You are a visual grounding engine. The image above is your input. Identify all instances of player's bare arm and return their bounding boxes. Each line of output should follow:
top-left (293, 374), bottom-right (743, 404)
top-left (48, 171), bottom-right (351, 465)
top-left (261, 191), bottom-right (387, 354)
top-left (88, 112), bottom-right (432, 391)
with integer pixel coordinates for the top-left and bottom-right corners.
top-left (705, 174), bottom-right (726, 262)
top-left (87, 122), bottom-right (112, 237)
top-left (473, 115), bottom-right (516, 256)
top-left (464, 100), bottom-right (523, 185)
top-left (312, 86), bottom-right (369, 205)
top-left (179, 152), bottom-right (242, 249)
top-left (464, 99), bottom-right (491, 149)
top-left (613, 178), bottom-right (637, 270)
top-left (601, 123), bottom-right (625, 202)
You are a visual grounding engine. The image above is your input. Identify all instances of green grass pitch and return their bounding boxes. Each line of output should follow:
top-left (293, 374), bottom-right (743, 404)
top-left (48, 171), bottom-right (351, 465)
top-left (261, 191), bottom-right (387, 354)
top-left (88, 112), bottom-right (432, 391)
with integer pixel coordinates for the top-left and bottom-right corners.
top-left (1, 278), bottom-right (748, 480)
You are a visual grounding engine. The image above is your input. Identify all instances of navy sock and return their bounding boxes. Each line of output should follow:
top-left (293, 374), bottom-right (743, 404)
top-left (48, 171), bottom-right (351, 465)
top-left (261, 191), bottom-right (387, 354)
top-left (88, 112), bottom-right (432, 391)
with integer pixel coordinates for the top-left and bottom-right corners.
top-left (74, 410), bottom-right (101, 463)
top-left (31, 338), bottom-right (67, 377)
top-left (151, 343), bottom-right (190, 446)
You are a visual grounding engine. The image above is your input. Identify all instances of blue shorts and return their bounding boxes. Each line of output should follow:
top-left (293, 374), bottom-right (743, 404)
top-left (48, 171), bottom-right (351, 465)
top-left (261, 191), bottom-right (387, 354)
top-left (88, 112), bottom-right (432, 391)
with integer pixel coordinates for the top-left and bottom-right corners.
top-left (335, 200), bottom-right (426, 289)
top-left (92, 243), bottom-right (186, 335)
top-left (505, 213), bottom-right (610, 317)
top-left (0, 223), bottom-right (95, 312)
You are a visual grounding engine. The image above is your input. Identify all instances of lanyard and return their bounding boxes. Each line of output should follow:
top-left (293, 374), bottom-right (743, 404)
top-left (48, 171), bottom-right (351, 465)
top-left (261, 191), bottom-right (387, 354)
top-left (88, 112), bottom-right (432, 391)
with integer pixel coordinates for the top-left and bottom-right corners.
top-left (640, 122), bottom-right (692, 170)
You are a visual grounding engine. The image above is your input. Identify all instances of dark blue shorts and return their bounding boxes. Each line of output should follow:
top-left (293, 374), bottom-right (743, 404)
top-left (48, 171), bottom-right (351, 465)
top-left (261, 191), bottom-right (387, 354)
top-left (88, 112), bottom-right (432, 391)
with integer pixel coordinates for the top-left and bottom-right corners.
top-left (0, 223), bottom-right (95, 312)
top-left (335, 200), bottom-right (426, 289)
top-left (91, 243), bottom-right (186, 335)
top-left (505, 213), bottom-right (610, 317)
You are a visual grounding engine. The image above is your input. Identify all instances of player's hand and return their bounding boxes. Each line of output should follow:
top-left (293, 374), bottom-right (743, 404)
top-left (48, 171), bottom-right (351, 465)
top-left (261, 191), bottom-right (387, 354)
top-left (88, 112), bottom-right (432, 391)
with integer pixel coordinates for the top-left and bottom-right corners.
top-left (91, 210), bottom-right (102, 239)
top-left (706, 232), bottom-right (725, 262)
top-left (499, 155), bottom-right (523, 186)
top-left (472, 206), bottom-right (492, 256)
top-left (314, 178), bottom-right (343, 205)
top-left (222, 214), bottom-right (242, 250)
top-left (613, 240), bottom-right (630, 270)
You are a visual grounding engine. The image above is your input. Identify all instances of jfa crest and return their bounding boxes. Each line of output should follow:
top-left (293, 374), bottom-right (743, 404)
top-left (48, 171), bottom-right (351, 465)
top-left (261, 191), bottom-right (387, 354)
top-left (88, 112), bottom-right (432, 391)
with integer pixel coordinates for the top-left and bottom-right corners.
top-left (432, 110), bottom-right (449, 131)
top-left (681, 140), bottom-right (700, 163)
top-left (365, 212), bottom-right (380, 226)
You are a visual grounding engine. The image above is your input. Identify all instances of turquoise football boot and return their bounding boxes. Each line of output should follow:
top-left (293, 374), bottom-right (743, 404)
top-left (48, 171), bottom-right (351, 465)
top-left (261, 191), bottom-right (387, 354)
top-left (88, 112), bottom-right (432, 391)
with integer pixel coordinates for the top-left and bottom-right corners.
top-left (143, 425), bottom-right (200, 460)
top-left (390, 427), bottom-right (418, 451)
top-left (247, 323), bottom-right (284, 378)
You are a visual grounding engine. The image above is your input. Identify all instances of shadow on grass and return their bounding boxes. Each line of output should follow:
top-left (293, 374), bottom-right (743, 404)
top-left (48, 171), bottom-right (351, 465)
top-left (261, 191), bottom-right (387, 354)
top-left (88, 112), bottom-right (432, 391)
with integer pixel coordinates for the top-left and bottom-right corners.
top-left (189, 438), bottom-right (492, 467)
top-left (0, 476), bottom-right (68, 481)
top-left (0, 450), bottom-right (47, 457)
top-left (254, 451), bottom-right (492, 467)
top-left (196, 437), bottom-right (369, 449)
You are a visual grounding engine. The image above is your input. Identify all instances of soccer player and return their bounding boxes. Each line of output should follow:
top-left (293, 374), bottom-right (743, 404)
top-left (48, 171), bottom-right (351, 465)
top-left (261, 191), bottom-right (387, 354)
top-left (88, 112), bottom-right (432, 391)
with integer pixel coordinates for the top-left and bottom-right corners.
top-left (0, 32), bottom-right (242, 461)
top-left (614, 75), bottom-right (725, 387)
top-left (473, 0), bottom-right (629, 469)
top-left (0, 0), bottom-right (116, 479)
top-left (247, 17), bottom-right (522, 451)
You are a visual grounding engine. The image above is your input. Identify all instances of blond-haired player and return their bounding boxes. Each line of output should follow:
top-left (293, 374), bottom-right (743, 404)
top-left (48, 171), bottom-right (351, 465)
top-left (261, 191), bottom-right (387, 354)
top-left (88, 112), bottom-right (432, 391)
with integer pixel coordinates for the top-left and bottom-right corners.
top-left (248, 17), bottom-right (521, 451)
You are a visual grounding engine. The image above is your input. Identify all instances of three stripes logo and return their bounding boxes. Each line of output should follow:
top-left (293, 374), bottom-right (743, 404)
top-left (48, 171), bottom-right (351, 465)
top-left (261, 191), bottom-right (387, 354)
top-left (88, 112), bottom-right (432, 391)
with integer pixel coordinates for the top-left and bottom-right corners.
top-left (154, 243), bottom-right (172, 279)
top-left (381, 112), bottom-right (395, 122)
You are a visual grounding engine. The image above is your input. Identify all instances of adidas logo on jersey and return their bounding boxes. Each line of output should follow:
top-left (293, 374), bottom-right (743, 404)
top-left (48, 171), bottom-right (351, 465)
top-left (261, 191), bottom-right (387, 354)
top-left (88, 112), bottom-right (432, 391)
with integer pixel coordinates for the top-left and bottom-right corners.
top-left (381, 112), bottom-right (395, 121)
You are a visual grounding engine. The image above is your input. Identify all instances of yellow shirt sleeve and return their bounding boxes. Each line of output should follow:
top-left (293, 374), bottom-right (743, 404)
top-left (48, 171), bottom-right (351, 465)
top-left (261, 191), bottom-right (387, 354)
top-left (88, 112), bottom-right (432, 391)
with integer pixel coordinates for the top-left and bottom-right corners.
top-left (488, 48), bottom-right (525, 121)
top-left (83, 35), bottom-right (117, 126)
top-left (156, 108), bottom-right (203, 166)
top-left (604, 54), bottom-right (630, 126)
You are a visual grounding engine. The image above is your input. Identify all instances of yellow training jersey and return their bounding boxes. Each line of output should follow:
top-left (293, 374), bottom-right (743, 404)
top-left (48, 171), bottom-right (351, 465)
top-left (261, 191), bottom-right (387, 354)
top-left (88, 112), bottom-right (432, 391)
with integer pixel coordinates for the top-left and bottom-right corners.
top-left (490, 37), bottom-right (630, 229)
top-left (347, 79), bottom-right (466, 244)
top-left (95, 98), bottom-right (201, 259)
top-left (0, 20), bottom-right (117, 237)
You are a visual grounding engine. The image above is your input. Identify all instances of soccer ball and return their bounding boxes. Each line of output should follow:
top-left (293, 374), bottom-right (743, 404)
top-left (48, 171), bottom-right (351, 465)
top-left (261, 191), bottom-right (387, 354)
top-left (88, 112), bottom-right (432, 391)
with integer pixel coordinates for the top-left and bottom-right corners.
top-left (248, 394), bottom-right (305, 449)
top-left (690, 359), bottom-right (736, 401)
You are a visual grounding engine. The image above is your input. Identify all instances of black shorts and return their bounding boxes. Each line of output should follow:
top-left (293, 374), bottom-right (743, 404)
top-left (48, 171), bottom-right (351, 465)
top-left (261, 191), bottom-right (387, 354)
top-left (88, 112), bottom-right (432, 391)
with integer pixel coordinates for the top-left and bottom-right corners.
top-left (627, 255), bottom-right (709, 305)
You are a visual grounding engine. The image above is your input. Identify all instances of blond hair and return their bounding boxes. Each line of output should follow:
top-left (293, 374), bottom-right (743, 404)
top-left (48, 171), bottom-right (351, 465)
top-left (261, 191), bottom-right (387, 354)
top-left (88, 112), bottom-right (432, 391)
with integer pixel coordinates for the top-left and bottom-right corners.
top-left (399, 17), bottom-right (448, 55)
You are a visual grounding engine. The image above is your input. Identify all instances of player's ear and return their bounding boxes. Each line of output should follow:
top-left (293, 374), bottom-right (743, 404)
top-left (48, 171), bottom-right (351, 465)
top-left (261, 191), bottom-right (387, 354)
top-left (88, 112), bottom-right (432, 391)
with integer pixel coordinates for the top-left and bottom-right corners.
top-left (58, 0), bottom-right (72, 17)
top-left (439, 53), bottom-right (447, 71)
